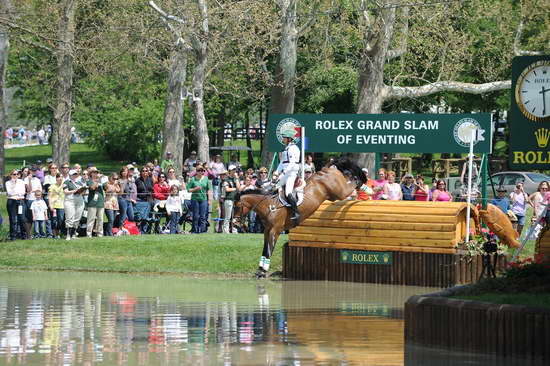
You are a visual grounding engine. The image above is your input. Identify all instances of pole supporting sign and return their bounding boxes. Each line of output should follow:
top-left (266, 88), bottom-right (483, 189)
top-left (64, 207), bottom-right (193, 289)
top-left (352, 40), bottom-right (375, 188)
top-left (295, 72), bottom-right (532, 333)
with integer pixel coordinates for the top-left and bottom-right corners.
top-left (268, 113), bottom-right (492, 153)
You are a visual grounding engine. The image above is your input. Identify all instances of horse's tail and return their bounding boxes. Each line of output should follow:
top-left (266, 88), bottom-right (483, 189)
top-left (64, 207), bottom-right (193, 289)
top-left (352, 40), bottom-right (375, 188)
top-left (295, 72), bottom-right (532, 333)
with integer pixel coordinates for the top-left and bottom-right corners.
top-left (330, 157), bottom-right (367, 185)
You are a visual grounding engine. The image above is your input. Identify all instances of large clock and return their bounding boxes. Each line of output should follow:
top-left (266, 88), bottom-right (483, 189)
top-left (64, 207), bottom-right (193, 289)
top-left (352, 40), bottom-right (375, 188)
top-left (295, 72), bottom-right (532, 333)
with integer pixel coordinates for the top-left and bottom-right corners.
top-left (514, 59), bottom-right (550, 122)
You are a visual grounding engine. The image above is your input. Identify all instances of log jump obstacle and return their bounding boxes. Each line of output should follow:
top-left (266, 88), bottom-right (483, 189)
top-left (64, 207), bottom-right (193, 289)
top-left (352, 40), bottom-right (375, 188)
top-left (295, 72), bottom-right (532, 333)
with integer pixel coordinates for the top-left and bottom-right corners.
top-left (283, 200), bottom-right (504, 287)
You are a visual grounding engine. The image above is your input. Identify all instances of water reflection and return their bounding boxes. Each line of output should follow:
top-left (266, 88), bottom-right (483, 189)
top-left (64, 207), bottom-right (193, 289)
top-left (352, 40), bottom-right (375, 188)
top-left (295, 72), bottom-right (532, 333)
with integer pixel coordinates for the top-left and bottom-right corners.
top-left (0, 271), bottom-right (435, 365)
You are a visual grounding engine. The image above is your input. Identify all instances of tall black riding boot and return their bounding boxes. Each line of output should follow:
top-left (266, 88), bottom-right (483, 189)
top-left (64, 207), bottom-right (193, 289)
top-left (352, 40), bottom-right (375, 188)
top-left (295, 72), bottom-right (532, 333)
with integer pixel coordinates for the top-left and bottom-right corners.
top-left (286, 193), bottom-right (300, 225)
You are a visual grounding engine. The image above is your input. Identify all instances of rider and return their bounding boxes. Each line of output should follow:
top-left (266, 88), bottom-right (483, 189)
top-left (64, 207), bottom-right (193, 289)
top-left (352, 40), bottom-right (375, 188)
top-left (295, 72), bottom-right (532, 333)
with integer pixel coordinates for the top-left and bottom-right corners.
top-left (276, 129), bottom-right (301, 224)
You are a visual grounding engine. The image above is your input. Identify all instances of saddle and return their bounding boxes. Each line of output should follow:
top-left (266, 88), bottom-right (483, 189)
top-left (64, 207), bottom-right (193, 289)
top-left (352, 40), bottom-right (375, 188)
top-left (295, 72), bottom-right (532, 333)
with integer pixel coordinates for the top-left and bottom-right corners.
top-left (278, 178), bottom-right (305, 207)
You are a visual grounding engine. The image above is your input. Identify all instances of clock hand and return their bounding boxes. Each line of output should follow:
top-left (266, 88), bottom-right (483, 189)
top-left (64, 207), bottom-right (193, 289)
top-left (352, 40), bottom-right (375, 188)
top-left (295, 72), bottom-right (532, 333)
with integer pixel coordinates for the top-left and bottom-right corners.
top-left (540, 86), bottom-right (549, 116)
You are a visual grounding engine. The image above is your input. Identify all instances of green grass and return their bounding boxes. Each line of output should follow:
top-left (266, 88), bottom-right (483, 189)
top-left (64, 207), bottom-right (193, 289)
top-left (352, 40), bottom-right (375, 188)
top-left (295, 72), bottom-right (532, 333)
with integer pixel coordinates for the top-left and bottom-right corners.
top-left (0, 233), bottom-right (287, 276)
top-left (452, 293), bottom-right (550, 309)
top-left (6, 143), bottom-right (123, 174)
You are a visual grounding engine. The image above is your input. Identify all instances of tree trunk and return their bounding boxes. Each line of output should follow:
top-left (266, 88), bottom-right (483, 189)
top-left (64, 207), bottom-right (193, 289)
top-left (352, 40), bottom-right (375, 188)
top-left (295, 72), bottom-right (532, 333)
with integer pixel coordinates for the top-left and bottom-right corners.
top-left (245, 109), bottom-right (254, 168)
top-left (161, 45), bottom-right (187, 175)
top-left (261, 0), bottom-right (297, 167)
top-left (191, 0), bottom-right (209, 163)
top-left (0, 0), bottom-right (11, 188)
top-left (352, 5), bottom-right (396, 176)
top-left (52, 0), bottom-right (76, 166)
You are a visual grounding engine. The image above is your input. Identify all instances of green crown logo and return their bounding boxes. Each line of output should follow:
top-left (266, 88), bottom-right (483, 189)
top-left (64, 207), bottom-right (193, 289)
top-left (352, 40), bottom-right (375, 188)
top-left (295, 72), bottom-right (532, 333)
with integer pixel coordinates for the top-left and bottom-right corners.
top-left (341, 251), bottom-right (349, 261)
top-left (535, 128), bottom-right (549, 148)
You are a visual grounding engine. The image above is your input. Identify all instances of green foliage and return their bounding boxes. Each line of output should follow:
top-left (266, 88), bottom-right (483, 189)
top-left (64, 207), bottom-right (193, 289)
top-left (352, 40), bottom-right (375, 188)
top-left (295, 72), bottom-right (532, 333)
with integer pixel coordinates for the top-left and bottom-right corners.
top-left (7, 46), bottom-right (56, 125)
top-left (75, 95), bottom-right (164, 162)
top-left (71, 68), bottom-right (166, 162)
top-left (296, 64), bottom-right (357, 113)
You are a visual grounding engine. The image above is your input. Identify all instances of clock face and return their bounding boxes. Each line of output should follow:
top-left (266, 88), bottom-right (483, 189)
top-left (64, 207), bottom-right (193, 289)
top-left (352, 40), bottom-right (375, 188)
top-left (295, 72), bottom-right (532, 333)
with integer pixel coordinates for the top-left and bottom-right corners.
top-left (515, 60), bottom-right (550, 122)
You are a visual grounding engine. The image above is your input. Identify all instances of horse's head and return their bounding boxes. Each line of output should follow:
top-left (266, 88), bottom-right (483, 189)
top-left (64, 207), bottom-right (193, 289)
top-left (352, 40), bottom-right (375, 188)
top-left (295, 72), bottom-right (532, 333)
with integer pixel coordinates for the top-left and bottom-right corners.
top-left (313, 157), bottom-right (367, 201)
top-left (329, 157), bottom-right (367, 189)
top-left (233, 192), bottom-right (250, 224)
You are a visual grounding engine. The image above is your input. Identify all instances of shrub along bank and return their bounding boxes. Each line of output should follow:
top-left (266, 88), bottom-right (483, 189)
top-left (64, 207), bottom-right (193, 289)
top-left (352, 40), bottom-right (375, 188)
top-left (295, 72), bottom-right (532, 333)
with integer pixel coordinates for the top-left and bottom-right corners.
top-left (451, 257), bottom-right (550, 309)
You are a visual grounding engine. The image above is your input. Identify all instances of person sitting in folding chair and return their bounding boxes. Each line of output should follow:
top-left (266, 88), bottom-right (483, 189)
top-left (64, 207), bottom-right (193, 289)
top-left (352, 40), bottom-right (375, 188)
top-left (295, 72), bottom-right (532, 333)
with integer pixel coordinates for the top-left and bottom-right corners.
top-left (276, 129), bottom-right (301, 224)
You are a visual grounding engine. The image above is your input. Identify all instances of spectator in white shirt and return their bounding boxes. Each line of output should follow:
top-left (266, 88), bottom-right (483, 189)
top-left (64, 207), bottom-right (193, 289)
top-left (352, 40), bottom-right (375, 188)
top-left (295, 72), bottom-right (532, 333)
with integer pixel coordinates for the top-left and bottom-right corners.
top-left (5, 170), bottom-right (27, 240)
top-left (30, 191), bottom-right (48, 238)
top-left (166, 185), bottom-right (183, 234)
top-left (24, 167), bottom-right (42, 238)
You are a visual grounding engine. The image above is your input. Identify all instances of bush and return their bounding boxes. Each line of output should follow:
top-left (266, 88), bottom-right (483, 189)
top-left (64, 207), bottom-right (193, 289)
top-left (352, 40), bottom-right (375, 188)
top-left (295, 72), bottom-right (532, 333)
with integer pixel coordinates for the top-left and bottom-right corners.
top-left (77, 99), bottom-right (163, 162)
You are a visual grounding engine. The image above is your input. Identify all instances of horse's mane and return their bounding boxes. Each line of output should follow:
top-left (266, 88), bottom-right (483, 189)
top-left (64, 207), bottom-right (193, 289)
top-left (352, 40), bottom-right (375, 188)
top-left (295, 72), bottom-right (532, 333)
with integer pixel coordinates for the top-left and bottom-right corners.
top-left (235, 189), bottom-right (271, 201)
top-left (327, 157), bottom-right (367, 185)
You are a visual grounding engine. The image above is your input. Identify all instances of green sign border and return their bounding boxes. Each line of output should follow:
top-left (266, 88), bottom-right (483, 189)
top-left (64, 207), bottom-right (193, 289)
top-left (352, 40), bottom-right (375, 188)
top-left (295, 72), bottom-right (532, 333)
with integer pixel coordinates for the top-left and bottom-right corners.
top-left (509, 55), bottom-right (550, 170)
top-left (340, 250), bottom-right (393, 265)
top-left (267, 113), bottom-right (492, 153)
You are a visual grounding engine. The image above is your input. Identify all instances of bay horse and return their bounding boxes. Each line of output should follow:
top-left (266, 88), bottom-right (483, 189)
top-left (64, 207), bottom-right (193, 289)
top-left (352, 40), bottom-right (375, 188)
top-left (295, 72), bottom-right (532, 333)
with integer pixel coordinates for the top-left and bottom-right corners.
top-left (234, 157), bottom-right (366, 278)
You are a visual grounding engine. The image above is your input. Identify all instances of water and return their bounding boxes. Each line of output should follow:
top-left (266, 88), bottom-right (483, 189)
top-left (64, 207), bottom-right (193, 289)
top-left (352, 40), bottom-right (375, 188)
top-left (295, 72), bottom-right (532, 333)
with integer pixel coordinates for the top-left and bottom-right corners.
top-left (0, 271), bottom-right (436, 365)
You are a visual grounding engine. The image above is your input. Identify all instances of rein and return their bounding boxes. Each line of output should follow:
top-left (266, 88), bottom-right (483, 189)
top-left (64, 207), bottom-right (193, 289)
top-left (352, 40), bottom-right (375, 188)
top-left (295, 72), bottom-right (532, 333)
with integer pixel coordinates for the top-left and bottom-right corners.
top-left (234, 194), bottom-right (276, 220)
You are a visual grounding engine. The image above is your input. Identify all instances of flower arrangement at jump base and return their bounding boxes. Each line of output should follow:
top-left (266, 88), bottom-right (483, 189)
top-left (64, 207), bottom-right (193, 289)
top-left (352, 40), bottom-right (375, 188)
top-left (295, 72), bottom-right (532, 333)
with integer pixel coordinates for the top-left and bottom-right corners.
top-left (455, 229), bottom-right (507, 258)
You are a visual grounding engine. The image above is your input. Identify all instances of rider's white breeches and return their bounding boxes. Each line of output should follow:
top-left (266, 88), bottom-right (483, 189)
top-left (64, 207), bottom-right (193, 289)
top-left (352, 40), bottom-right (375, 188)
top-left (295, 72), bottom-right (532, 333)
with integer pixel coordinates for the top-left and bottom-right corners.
top-left (278, 165), bottom-right (299, 197)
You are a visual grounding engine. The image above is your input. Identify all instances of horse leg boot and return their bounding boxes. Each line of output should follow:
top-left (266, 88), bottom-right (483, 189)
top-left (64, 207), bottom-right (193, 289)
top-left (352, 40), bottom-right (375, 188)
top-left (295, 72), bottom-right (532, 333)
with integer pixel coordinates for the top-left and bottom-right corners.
top-left (286, 193), bottom-right (300, 225)
top-left (256, 256), bottom-right (270, 278)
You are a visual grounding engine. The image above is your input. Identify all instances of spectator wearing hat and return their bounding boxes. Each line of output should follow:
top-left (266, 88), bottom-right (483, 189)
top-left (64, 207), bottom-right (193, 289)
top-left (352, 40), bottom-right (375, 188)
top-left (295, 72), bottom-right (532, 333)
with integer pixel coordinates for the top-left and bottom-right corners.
top-left (86, 168), bottom-right (106, 237)
top-left (64, 169), bottom-right (86, 240)
top-left (221, 165), bottom-right (240, 234)
top-left (160, 151), bottom-right (175, 173)
top-left (183, 151), bottom-right (198, 174)
top-left (401, 173), bottom-right (416, 201)
top-left (228, 154), bottom-right (241, 171)
top-left (490, 186), bottom-right (511, 214)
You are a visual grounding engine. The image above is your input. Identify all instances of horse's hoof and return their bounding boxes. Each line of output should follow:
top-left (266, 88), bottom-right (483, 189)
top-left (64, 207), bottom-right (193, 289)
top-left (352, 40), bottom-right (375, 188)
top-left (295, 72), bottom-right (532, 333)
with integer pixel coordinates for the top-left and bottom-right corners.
top-left (255, 268), bottom-right (267, 279)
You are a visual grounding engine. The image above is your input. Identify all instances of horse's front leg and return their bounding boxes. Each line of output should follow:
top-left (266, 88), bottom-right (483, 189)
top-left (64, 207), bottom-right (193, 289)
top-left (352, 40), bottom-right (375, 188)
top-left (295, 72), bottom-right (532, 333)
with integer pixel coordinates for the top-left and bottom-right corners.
top-left (256, 227), bottom-right (280, 279)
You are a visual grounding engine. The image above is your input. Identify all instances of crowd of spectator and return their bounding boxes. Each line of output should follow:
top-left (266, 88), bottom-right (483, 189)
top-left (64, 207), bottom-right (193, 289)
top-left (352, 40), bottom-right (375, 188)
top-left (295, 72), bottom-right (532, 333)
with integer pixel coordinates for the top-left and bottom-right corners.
top-left (4, 152), bottom-right (550, 241)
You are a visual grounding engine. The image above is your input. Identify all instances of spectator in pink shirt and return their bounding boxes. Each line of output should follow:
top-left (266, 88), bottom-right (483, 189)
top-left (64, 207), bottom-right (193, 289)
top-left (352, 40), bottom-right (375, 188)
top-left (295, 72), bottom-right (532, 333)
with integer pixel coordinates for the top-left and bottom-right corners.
top-left (372, 168), bottom-right (387, 200)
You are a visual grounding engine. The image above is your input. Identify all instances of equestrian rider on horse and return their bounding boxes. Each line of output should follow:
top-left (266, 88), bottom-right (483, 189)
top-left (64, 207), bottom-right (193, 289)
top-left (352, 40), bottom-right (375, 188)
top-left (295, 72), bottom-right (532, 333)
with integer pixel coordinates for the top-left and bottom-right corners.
top-left (276, 129), bottom-right (301, 224)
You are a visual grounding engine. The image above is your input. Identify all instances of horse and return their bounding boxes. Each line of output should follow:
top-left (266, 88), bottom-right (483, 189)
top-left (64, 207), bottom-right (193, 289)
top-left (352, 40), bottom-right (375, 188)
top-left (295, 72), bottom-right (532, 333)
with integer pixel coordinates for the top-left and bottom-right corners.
top-left (234, 157), bottom-right (367, 278)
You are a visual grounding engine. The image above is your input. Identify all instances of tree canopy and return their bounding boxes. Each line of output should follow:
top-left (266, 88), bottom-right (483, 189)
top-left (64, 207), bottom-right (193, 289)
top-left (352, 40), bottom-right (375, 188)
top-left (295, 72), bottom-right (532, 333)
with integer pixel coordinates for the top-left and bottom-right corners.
top-left (1, 0), bottom-right (548, 164)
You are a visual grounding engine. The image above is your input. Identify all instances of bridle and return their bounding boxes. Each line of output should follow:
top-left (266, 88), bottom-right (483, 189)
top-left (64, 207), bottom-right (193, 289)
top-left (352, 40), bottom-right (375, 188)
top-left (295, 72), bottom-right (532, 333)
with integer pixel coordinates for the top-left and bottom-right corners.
top-left (233, 194), bottom-right (273, 222)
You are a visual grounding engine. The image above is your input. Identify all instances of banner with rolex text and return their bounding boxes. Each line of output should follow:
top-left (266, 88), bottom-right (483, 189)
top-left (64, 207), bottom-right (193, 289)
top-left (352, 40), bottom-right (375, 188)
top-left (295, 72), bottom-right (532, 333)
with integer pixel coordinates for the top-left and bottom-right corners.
top-left (267, 114), bottom-right (492, 153)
